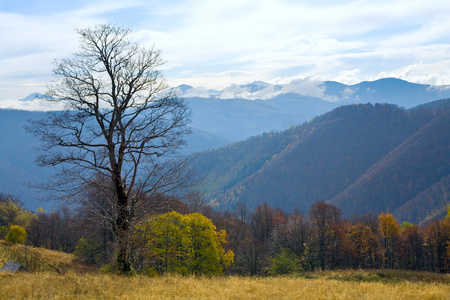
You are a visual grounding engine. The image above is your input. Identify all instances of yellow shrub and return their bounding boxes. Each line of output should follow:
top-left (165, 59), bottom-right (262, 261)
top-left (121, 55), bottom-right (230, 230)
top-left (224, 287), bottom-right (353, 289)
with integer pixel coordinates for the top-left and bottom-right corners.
top-left (5, 225), bottom-right (27, 244)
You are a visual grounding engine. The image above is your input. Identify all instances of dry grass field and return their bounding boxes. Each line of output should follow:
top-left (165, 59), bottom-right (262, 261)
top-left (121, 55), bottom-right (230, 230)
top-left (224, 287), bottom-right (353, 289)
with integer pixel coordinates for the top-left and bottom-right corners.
top-left (1, 270), bottom-right (449, 299)
top-left (1, 241), bottom-right (449, 299)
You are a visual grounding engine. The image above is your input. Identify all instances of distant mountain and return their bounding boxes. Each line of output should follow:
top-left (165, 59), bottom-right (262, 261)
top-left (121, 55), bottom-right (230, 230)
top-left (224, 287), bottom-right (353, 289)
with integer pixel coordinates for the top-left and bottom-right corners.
top-left (186, 96), bottom-right (338, 141)
top-left (5, 77), bottom-right (450, 215)
top-left (177, 78), bottom-right (450, 141)
top-left (329, 78), bottom-right (450, 108)
top-left (178, 78), bottom-right (450, 105)
top-left (184, 128), bottom-right (231, 153)
top-left (191, 100), bottom-right (450, 224)
top-left (14, 78), bottom-right (450, 142)
top-left (175, 84), bottom-right (194, 94)
top-left (0, 109), bottom-right (54, 209)
top-left (19, 93), bottom-right (53, 102)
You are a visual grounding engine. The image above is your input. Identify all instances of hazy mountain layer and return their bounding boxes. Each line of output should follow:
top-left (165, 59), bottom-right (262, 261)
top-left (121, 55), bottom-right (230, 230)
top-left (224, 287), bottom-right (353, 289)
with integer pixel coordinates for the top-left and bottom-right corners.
top-left (0, 109), bottom-right (230, 210)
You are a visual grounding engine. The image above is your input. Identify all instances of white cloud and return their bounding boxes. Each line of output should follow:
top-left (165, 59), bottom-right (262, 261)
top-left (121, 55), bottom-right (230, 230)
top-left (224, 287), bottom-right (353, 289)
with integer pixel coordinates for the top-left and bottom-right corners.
top-left (219, 83), bottom-right (280, 100)
top-left (381, 14), bottom-right (450, 47)
top-left (168, 70), bottom-right (265, 91)
top-left (333, 69), bottom-right (361, 85)
top-left (182, 88), bottom-right (221, 98)
top-left (175, 77), bottom-right (329, 101)
top-left (371, 60), bottom-right (450, 86)
top-left (341, 87), bottom-right (359, 101)
top-left (2, 0), bottom-right (450, 105)
top-left (280, 78), bottom-right (326, 99)
top-left (0, 98), bottom-right (62, 111)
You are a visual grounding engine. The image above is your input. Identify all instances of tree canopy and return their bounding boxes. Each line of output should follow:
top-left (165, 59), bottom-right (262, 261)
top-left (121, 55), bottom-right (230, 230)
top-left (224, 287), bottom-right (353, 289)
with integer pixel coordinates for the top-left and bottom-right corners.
top-left (133, 211), bottom-right (234, 276)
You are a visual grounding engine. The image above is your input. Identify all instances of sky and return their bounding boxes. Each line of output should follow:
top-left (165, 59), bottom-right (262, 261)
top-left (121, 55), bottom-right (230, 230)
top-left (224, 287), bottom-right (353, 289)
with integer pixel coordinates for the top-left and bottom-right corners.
top-left (1, 0), bottom-right (450, 109)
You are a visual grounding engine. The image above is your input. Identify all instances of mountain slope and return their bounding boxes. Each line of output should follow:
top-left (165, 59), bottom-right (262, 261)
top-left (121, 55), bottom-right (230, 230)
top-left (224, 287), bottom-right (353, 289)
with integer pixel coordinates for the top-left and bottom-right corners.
top-left (393, 174), bottom-right (450, 225)
top-left (328, 106), bottom-right (450, 219)
top-left (192, 101), bottom-right (449, 223)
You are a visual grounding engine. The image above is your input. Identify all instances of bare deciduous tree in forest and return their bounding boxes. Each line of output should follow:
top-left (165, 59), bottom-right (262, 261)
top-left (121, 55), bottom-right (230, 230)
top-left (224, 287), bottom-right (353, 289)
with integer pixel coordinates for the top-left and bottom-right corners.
top-left (27, 24), bottom-right (192, 273)
top-left (309, 201), bottom-right (342, 271)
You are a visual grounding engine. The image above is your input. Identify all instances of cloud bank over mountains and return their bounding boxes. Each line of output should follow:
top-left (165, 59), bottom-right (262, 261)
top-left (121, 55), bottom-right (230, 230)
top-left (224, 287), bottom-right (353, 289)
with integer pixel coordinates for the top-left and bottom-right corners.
top-left (173, 77), bottom-right (450, 104)
top-left (0, 93), bottom-right (62, 111)
top-left (3, 77), bottom-right (450, 111)
top-left (175, 78), bottom-right (331, 101)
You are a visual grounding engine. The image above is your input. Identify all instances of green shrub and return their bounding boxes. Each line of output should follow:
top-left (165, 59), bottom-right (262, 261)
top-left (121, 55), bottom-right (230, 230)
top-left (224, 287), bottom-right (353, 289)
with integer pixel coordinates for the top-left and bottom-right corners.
top-left (5, 225), bottom-right (27, 244)
top-left (266, 248), bottom-right (301, 276)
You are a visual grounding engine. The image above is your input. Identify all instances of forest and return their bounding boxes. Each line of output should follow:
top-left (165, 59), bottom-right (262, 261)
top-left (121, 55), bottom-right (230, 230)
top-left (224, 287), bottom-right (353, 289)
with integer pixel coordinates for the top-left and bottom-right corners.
top-left (1, 192), bottom-right (449, 275)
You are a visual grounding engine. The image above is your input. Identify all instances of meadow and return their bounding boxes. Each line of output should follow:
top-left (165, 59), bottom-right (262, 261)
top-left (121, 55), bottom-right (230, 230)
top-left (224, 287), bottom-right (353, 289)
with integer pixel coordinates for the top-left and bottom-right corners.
top-left (1, 240), bottom-right (450, 299)
top-left (1, 270), bottom-right (450, 299)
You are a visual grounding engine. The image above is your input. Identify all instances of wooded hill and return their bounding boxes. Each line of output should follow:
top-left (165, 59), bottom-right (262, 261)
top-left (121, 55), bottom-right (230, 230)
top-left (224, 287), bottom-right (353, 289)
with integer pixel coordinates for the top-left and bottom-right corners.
top-left (192, 100), bottom-right (450, 224)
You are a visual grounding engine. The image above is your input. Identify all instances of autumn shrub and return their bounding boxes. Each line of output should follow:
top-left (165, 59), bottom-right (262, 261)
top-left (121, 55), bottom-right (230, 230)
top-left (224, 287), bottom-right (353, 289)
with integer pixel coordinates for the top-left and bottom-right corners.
top-left (5, 225), bottom-right (27, 244)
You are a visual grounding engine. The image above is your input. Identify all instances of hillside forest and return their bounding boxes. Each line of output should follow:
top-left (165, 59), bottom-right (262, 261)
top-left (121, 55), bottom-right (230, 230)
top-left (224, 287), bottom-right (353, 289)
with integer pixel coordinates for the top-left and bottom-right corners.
top-left (192, 101), bottom-right (450, 225)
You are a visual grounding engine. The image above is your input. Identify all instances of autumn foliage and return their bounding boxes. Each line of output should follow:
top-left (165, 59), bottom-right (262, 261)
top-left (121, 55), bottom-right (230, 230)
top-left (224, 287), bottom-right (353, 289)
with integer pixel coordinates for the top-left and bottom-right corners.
top-left (207, 201), bottom-right (450, 274)
top-left (1, 192), bottom-right (449, 275)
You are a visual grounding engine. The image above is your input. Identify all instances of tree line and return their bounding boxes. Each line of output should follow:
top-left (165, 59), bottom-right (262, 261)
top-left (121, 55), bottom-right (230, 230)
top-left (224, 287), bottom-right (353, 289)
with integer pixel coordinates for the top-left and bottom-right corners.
top-left (2, 192), bottom-right (449, 275)
top-left (196, 199), bottom-right (450, 275)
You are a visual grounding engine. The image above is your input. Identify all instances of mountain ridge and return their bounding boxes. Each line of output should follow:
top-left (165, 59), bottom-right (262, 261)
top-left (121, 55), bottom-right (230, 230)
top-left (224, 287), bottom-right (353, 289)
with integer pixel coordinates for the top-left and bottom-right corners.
top-left (176, 78), bottom-right (450, 105)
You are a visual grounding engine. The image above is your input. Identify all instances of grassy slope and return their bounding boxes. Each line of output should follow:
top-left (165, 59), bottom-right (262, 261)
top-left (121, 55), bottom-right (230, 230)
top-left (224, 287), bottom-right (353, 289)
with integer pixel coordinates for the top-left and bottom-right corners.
top-left (0, 240), bottom-right (88, 273)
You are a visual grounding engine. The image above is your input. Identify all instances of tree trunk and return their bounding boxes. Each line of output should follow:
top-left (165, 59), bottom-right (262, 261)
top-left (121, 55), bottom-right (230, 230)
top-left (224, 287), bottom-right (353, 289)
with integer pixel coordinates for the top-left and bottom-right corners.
top-left (116, 225), bottom-right (131, 274)
top-left (115, 186), bottom-right (132, 274)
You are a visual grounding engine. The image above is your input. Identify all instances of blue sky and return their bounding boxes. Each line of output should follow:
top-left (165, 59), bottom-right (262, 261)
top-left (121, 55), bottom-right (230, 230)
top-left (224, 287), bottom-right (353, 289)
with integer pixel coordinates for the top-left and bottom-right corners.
top-left (1, 0), bottom-right (450, 108)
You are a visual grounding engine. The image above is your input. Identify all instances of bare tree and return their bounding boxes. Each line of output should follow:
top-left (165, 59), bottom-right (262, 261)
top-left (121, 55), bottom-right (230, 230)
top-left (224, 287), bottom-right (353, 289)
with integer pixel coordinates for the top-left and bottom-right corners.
top-left (308, 201), bottom-right (342, 270)
top-left (27, 24), bottom-right (192, 273)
